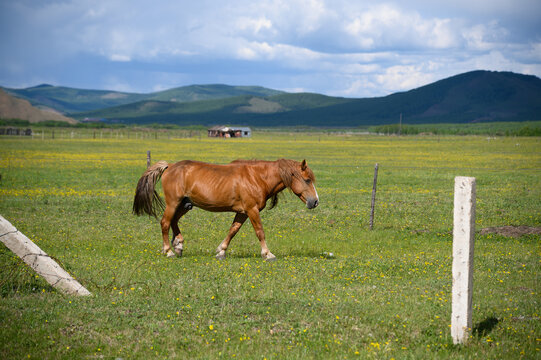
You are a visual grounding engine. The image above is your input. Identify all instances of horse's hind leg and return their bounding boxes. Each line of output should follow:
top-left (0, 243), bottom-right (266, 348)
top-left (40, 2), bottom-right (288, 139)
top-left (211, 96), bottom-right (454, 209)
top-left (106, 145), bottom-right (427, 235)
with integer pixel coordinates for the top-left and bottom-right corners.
top-left (216, 213), bottom-right (248, 260)
top-left (171, 206), bottom-right (189, 257)
top-left (160, 204), bottom-right (177, 257)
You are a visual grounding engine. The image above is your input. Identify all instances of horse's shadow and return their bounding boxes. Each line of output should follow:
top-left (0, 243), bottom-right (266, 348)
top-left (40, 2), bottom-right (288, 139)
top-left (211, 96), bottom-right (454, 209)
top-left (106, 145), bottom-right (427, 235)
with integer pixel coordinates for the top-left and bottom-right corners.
top-left (178, 248), bottom-right (336, 260)
top-left (473, 317), bottom-right (499, 337)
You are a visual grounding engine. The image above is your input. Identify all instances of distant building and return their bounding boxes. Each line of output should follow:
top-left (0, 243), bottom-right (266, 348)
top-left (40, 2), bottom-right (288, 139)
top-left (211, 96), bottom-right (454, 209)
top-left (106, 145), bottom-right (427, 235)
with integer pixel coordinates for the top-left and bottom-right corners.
top-left (208, 126), bottom-right (251, 138)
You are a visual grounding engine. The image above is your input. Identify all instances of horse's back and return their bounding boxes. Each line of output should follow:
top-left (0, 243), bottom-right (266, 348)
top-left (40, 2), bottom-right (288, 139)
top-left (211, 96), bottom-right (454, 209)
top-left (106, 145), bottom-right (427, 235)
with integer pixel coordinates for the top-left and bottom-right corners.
top-left (161, 160), bottom-right (245, 198)
top-left (161, 160), bottom-right (273, 211)
top-left (167, 159), bottom-right (263, 179)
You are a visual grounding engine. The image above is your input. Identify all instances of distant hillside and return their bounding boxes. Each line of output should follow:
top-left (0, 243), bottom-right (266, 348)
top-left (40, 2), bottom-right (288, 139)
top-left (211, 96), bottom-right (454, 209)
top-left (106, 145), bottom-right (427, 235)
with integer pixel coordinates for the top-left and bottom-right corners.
top-left (4, 70), bottom-right (541, 126)
top-left (1, 84), bottom-right (147, 114)
top-left (1, 84), bottom-right (284, 114)
top-left (73, 71), bottom-right (541, 126)
top-left (0, 89), bottom-right (76, 124)
top-left (150, 84), bottom-right (284, 102)
top-left (367, 70), bottom-right (541, 124)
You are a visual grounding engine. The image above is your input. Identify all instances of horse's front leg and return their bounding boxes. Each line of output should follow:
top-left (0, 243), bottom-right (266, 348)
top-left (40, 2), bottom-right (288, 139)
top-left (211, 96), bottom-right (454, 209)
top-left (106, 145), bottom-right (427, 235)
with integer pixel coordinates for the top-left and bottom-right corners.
top-left (247, 208), bottom-right (276, 261)
top-left (216, 213), bottom-right (248, 260)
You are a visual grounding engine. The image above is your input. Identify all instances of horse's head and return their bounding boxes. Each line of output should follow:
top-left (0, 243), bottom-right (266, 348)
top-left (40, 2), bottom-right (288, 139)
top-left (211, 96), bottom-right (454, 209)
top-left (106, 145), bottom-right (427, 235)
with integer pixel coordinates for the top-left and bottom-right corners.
top-left (279, 159), bottom-right (319, 209)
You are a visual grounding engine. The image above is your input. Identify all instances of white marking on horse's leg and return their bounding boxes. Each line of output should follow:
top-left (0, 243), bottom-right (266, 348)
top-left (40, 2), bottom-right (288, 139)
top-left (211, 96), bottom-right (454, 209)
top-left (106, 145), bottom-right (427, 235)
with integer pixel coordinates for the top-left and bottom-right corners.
top-left (216, 238), bottom-right (228, 259)
top-left (216, 243), bottom-right (224, 253)
top-left (172, 236), bottom-right (184, 256)
top-left (264, 251), bottom-right (276, 261)
top-left (166, 249), bottom-right (176, 257)
top-left (216, 249), bottom-right (226, 260)
top-left (216, 241), bottom-right (227, 259)
top-left (261, 247), bottom-right (276, 261)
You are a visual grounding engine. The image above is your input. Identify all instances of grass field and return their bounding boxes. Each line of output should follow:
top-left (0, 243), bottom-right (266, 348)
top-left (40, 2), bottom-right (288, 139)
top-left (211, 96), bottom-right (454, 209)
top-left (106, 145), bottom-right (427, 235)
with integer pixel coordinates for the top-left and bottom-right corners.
top-left (0, 132), bottom-right (539, 359)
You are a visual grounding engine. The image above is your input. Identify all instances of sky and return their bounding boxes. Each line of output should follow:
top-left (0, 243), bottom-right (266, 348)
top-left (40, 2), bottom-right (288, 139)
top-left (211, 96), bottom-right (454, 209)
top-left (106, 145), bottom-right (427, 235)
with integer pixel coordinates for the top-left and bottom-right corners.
top-left (1, 0), bottom-right (540, 98)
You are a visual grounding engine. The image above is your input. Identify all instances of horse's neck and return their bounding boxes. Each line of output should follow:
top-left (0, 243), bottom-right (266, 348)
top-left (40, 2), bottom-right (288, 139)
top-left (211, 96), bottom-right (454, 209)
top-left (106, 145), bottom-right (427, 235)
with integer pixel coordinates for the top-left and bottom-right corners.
top-left (267, 161), bottom-right (287, 195)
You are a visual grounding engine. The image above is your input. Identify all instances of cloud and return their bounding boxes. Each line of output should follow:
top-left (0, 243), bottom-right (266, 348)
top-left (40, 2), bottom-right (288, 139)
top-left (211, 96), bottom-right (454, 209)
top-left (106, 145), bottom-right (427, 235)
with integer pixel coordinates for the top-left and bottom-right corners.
top-left (0, 0), bottom-right (539, 97)
top-left (235, 16), bottom-right (274, 35)
top-left (343, 4), bottom-right (478, 51)
top-left (376, 65), bottom-right (436, 92)
top-left (110, 54), bottom-right (131, 62)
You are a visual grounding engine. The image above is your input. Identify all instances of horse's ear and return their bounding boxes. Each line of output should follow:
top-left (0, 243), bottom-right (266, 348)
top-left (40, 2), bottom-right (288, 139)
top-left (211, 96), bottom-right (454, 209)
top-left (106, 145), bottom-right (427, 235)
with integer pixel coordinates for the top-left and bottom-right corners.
top-left (301, 159), bottom-right (307, 171)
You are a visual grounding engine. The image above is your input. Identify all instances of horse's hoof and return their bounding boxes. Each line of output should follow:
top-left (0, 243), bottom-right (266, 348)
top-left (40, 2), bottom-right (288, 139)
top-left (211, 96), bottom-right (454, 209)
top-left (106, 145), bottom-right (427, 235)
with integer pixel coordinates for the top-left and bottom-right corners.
top-left (264, 253), bottom-right (276, 262)
top-left (216, 253), bottom-right (226, 260)
top-left (172, 238), bottom-right (183, 254)
top-left (166, 250), bottom-right (176, 258)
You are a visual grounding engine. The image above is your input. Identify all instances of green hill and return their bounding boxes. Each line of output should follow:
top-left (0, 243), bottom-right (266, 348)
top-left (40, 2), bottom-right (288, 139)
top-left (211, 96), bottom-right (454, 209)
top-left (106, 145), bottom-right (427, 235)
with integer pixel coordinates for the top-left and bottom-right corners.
top-left (150, 84), bottom-right (283, 102)
top-left (1, 84), bottom-right (284, 114)
top-left (4, 71), bottom-right (541, 126)
top-left (1, 84), bottom-right (147, 113)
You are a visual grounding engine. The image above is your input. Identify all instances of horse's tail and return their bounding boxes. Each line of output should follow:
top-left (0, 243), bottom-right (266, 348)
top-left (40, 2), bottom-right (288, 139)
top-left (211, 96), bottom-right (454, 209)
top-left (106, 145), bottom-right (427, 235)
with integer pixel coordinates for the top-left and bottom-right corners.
top-left (133, 161), bottom-right (169, 218)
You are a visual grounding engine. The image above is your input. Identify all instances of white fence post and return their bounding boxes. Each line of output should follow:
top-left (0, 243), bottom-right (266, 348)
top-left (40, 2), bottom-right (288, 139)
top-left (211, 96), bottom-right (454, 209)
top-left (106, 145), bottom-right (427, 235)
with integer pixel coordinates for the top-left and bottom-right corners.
top-left (0, 215), bottom-right (91, 296)
top-left (451, 176), bottom-right (476, 344)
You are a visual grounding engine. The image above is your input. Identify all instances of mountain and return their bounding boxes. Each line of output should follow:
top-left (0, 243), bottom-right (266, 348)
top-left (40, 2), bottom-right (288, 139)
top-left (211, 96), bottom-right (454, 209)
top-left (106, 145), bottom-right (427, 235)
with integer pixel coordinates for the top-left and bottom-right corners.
top-left (1, 84), bottom-right (147, 114)
top-left (73, 71), bottom-right (541, 126)
top-left (0, 89), bottom-right (76, 124)
top-left (150, 84), bottom-right (284, 102)
top-left (3, 70), bottom-right (541, 126)
top-left (1, 84), bottom-right (284, 114)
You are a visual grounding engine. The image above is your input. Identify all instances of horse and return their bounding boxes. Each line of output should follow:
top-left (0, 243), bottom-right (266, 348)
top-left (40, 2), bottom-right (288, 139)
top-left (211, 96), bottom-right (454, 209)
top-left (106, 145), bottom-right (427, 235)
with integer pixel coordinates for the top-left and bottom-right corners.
top-left (133, 159), bottom-right (319, 260)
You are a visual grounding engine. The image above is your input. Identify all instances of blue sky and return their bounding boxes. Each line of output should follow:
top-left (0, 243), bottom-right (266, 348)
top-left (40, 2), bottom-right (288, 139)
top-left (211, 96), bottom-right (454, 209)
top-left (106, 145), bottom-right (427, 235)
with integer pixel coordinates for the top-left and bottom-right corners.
top-left (1, 0), bottom-right (540, 97)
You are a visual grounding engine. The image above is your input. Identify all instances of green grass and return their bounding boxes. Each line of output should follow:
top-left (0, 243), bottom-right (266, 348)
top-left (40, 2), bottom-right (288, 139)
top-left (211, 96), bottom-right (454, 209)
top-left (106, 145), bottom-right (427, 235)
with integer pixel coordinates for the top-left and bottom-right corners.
top-left (370, 121), bottom-right (541, 136)
top-left (0, 133), bottom-right (539, 359)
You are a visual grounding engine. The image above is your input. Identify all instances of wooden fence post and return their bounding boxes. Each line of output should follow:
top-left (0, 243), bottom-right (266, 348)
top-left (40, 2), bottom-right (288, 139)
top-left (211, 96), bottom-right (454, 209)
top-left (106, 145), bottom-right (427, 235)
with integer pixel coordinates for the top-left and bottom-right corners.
top-left (451, 176), bottom-right (476, 344)
top-left (0, 215), bottom-right (91, 296)
top-left (369, 163), bottom-right (379, 230)
top-left (147, 150), bottom-right (151, 168)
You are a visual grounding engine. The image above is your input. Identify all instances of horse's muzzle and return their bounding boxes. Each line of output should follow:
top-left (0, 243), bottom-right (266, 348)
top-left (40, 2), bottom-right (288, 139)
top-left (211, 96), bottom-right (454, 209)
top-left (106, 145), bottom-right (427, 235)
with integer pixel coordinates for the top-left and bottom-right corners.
top-left (307, 198), bottom-right (319, 209)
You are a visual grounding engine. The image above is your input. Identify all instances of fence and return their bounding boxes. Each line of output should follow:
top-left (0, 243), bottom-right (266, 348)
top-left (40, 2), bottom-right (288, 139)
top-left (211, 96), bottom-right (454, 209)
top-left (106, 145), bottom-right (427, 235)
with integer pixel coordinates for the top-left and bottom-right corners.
top-left (0, 128), bottom-right (204, 140)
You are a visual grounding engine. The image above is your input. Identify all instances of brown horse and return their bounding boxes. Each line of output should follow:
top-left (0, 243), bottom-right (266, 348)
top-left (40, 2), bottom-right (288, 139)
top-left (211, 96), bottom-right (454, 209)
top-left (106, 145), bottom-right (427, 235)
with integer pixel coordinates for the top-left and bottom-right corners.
top-left (133, 159), bottom-right (319, 260)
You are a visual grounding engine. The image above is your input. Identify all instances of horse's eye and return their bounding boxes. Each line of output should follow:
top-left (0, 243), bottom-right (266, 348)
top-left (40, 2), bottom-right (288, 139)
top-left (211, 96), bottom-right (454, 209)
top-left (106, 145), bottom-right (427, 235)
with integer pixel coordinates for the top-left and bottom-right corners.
top-left (305, 178), bottom-right (311, 184)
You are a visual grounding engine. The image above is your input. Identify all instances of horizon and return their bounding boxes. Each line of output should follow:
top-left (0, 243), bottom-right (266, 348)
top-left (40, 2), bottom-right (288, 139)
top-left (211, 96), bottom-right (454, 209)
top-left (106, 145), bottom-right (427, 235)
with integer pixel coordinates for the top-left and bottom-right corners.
top-left (6, 69), bottom-right (538, 100)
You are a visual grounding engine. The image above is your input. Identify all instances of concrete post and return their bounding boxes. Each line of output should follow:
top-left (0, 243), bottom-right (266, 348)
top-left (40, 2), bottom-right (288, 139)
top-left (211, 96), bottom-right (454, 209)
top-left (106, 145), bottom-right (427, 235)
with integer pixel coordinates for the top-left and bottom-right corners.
top-left (0, 215), bottom-right (91, 296)
top-left (451, 177), bottom-right (476, 344)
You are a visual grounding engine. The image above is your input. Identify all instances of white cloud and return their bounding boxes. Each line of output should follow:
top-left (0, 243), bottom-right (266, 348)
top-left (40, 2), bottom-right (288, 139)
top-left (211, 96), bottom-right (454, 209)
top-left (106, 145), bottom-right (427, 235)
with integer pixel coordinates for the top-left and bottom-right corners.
top-left (234, 40), bottom-right (322, 65)
top-left (0, 0), bottom-right (539, 97)
top-left (110, 54), bottom-right (131, 62)
top-left (343, 4), bottom-right (463, 51)
top-left (462, 21), bottom-right (509, 51)
top-left (236, 16), bottom-right (274, 35)
top-left (376, 65), bottom-right (435, 92)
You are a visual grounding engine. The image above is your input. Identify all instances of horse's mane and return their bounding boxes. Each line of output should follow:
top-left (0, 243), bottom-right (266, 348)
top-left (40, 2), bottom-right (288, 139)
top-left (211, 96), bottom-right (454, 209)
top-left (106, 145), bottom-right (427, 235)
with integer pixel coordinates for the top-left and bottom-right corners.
top-left (230, 158), bottom-right (314, 210)
top-left (231, 158), bottom-right (314, 186)
top-left (277, 159), bottom-right (315, 187)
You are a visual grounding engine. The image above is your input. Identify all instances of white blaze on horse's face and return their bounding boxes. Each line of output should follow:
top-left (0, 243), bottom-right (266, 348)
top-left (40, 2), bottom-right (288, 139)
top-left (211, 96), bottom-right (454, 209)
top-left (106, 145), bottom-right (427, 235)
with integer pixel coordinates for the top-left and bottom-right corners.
top-left (305, 180), bottom-right (319, 209)
top-left (291, 160), bottom-right (319, 209)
